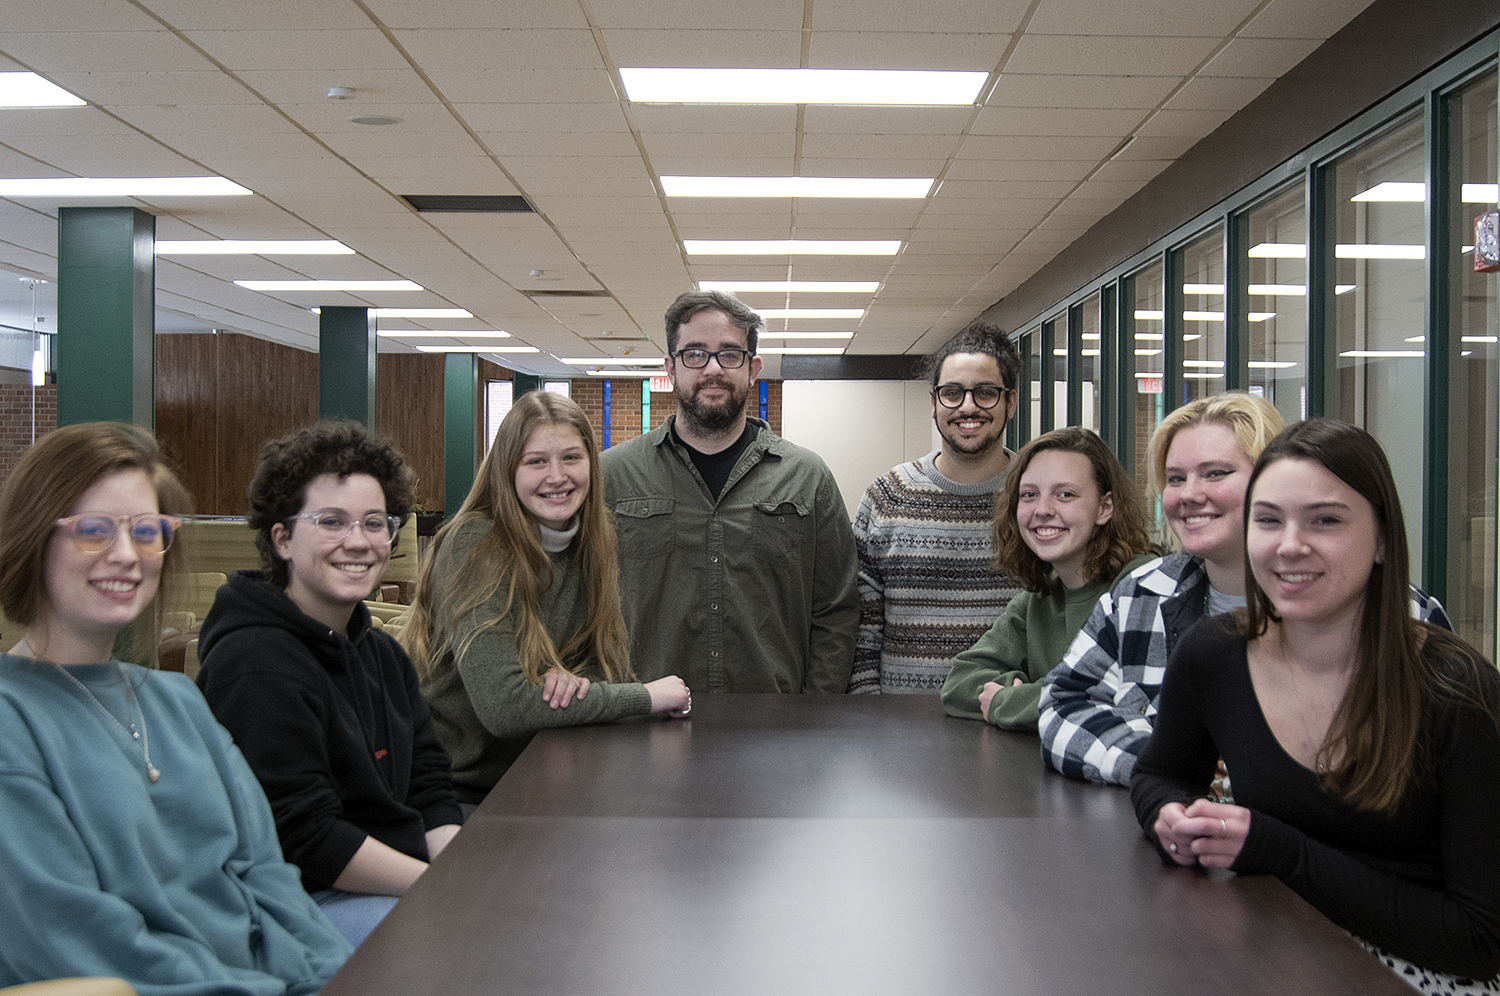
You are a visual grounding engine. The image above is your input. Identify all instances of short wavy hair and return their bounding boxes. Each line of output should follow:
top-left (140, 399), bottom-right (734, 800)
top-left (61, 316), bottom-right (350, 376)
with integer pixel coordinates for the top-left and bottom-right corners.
top-left (1147, 392), bottom-right (1285, 498)
top-left (921, 319), bottom-right (1022, 392)
top-left (0, 422), bottom-right (192, 627)
top-left (246, 420), bottom-right (416, 588)
top-left (664, 290), bottom-right (763, 354)
top-left (993, 427), bottom-right (1159, 593)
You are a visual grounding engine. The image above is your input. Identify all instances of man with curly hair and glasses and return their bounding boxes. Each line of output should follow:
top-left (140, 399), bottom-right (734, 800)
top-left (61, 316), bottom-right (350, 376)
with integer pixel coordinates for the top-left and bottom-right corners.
top-left (197, 420), bottom-right (461, 948)
top-left (602, 290), bottom-right (859, 693)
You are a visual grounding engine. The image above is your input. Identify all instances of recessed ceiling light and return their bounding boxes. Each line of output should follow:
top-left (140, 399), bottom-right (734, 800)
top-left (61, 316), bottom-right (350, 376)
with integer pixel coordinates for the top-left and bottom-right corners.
top-left (155, 240), bottom-right (353, 255)
top-left (557, 357), bottom-right (664, 365)
top-left (0, 177), bottom-right (252, 197)
top-left (0, 72), bottom-right (85, 108)
top-left (1249, 284), bottom-right (1306, 296)
top-left (758, 346), bottom-right (847, 355)
top-left (1463, 183), bottom-right (1499, 203)
top-left (415, 345), bottom-right (540, 353)
top-left (349, 116), bottom-right (400, 126)
top-left (685, 240), bottom-right (900, 256)
top-left (620, 68), bottom-right (986, 105)
top-left (237, 280), bottom-right (422, 291)
top-left (1248, 243), bottom-right (1306, 258)
top-left (663, 176), bottom-right (931, 198)
top-left (586, 369), bottom-right (659, 377)
top-left (1335, 244), bottom-right (1425, 259)
top-left (699, 281), bottom-right (879, 294)
top-left (312, 307), bottom-right (474, 317)
top-left (757, 309), bottom-right (864, 319)
top-left (1249, 361), bottom-right (1299, 369)
top-left (757, 331), bottom-right (854, 339)
top-left (1339, 350), bottom-right (1425, 358)
top-left (377, 330), bottom-right (511, 338)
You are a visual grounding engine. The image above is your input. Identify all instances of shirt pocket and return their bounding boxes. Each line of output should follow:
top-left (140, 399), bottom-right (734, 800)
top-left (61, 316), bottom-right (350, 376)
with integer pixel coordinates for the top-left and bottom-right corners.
top-left (750, 499), bottom-right (812, 565)
top-left (613, 497), bottom-right (676, 560)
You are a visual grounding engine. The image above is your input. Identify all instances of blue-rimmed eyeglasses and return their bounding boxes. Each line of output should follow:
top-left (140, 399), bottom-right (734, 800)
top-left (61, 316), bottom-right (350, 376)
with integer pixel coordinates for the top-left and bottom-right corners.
top-left (673, 347), bottom-right (751, 369)
top-left (54, 513), bottom-right (183, 555)
top-left (285, 509), bottom-right (401, 544)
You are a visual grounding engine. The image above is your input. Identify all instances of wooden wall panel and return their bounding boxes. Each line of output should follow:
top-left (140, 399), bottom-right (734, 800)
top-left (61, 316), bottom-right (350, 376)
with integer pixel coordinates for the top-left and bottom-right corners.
top-left (376, 352), bottom-right (444, 511)
top-left (155, 334), bottom-right (219, 515)
top-left (213, 334), bottom-right (318, 514)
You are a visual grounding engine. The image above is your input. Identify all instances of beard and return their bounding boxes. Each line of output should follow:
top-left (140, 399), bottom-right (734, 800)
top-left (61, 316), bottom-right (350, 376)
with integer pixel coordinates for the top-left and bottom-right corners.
top-left (677, 377), bottom-right (750, 435)
top-left (936, 412), bottom-right (1005, 456)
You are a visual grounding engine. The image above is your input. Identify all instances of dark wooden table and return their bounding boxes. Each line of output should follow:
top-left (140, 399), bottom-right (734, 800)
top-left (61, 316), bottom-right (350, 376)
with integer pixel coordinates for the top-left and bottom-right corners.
top-left (325, 694), bottom-right (1410, 996)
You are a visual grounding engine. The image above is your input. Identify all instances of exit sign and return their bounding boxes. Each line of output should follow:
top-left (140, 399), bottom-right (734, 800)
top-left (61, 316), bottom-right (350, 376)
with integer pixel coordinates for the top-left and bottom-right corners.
top-left (1138, 377), bottom-right (1162, 394)
top-left (649, 375), bottom-right (673, 393)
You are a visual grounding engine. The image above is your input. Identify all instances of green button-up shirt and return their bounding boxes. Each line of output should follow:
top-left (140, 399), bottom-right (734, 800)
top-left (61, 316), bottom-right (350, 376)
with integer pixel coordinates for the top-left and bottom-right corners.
top-left (601, 417), bottom-right (859, 693)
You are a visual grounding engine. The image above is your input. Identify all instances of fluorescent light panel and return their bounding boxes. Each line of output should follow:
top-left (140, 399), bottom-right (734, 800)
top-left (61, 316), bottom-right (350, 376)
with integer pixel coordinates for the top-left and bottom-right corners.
top-left (1463, 183), bottom-right (1499, 203)
top-left (587, 369), bottom-right (658, 377)
top-left (238, 279), bottom-right (421, 291)
top-left (698, 280), bottom-right (879, 293)
top-left (378, 330), bottom-right (510, 338)
top-left (0, 72), bottom-right (85, 107)
top-left (1249, 361), bottom-right (1298, 369)
top-left (758, 346), bottom-right (847, 355)
top-left (757, 308), bottom-right (864, 319)
top-left (1340, 350), bottom-right (1425, 358)
top-left (663, 176), bottom-right (932, 198)
top-left (620, 68), bottom-right (986, 105)
top-left (685, 240), bottom-right (900, 255)
top-left (415, 345), bottom-right (539, 354)
top-left (558, 357), bottom-right (664, 365)
top-left (0, 176), bottom-right (252, 197)
top-left (1352, 181), bottom-right (1425, 202)
top-left (156, 240), bottom-right (353, 255)
top-left (757, 331), bottom-right (853, 339)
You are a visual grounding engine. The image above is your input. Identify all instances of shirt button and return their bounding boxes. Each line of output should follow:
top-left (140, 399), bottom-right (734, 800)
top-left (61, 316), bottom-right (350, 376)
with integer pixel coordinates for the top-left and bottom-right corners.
top-left (710, 555), bottom-right (719, 563)
top-left (778, 516), bottom-right (785, 523)
top-left (711, 650), bottom-right (720, 658)
top-left (710, 603), bottom-right (719, 611)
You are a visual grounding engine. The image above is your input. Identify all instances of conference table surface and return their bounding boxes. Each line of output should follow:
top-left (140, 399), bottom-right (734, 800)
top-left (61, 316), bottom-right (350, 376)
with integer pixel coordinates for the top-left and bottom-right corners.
top-left (325, 694), bottom-right (1412, 996)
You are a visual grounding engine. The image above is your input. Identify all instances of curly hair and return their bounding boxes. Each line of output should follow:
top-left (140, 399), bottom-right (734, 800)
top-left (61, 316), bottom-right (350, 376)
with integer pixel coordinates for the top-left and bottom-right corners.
top-left (406, 392), bottom-right (631, 686)
top-left (920, 319), bottom-right (1022, 392)
top-left (246, 420), bottom-right (416, 588)
top-left (993, 427), bottom-right (1160, 593)
top-left (0, 422), bottom-right (192, 630)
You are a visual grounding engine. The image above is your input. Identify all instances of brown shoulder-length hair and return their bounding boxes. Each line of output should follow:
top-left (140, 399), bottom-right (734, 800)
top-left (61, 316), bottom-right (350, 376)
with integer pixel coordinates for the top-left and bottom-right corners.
top-left (1239, 418), bottom-right (1496, 814)
top-left (994, 427), bottom-right (1160, 593)
top-left (0, 421), bottom-right (192, 636)
top-left (407, 392), bottom-right (631, 686)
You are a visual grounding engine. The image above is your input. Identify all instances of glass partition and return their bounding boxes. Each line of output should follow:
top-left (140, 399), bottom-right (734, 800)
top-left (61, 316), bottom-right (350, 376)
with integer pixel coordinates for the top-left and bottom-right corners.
top-left (1127, 262), bottom-right (1165, 499)
top-left (1243, 183), bottom-right (1309, 424)
top-left (1175, 227), bottom-right (1228, 404)
top-left (1074, 293), bottom-right (1102, 432)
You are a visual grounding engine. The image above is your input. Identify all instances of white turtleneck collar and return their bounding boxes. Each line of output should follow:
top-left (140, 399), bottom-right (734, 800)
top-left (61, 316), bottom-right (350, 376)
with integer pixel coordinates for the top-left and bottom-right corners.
top-left (539, 517), bottom-right (579, 553)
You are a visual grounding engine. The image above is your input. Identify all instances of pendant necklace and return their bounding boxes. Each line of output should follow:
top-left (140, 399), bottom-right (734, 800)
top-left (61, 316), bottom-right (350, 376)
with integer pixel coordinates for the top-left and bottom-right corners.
top-left (18, 638), bottom-right (160, 783)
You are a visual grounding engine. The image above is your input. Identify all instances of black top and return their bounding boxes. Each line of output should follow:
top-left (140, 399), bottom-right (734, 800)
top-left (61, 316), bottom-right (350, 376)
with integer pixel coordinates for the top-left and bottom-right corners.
top-left (672, 420), bottom-right (758, 499)
top-left (197, 571), bottom-right (462, 891)
top-left (1132, 615), bottom-right (1500, 979)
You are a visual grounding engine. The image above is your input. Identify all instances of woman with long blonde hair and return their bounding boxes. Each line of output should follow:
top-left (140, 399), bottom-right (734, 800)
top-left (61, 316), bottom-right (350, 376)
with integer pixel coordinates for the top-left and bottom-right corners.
top-left (410, 392), bottom-right (689, 803)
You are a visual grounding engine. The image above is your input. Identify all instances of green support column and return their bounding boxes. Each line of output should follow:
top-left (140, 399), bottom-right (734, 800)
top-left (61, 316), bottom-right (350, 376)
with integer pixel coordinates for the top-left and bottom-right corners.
top-left (319, 306), bottom-right (376, 425)
top-left (444, 353), bottom-right (478, 519)
top-left (56, 207), bottom-right (155, 428)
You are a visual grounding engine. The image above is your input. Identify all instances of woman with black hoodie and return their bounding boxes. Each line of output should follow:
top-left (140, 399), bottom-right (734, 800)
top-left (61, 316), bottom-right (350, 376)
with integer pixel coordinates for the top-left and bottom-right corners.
top-left (197, 421), bottom-right (461, 948)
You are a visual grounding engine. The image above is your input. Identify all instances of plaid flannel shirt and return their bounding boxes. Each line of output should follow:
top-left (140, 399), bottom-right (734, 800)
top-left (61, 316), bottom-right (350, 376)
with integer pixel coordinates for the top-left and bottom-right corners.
top-left (1037, 553), bottom-right (1453, 786)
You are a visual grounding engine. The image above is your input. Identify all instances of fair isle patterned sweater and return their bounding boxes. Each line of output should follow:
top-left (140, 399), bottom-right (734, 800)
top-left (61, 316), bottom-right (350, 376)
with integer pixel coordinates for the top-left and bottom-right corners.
top-left (851, 449), bottom-right (1021, 694)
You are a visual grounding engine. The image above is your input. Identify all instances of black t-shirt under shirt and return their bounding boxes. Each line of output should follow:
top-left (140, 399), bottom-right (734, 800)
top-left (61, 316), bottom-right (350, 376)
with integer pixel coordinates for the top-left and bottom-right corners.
top-left (672, 421), bottom-right (758, 500)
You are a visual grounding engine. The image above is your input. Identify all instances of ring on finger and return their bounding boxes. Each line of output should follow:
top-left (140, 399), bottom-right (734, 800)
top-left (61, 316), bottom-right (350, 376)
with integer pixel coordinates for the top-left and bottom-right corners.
top-left (1221, 818), bottom-right (1227, 834)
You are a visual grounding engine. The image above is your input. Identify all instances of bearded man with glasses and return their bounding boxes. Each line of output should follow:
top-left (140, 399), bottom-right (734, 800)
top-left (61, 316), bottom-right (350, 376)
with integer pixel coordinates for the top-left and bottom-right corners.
top-left (850, 321), bottom-right (1024, 694)
top-left (601, 290), bottom-right (859, 693)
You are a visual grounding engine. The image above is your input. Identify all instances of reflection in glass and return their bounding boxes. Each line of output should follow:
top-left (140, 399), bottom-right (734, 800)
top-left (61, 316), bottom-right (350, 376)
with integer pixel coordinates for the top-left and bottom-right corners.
top-left (1026, 328), bottom-right (1043, 442)
top-left (1447, 73), bottom-right (1498, 657)
top-left (1243, 183), bottom-right (1308, 425)
top-left (1128, 262), bottom-right (1165, 500)
top-left (1072, 294), bottom-right (1102, 432)
top-left (1332, 111), bottom-right (1427, 578)
top-left (1176, 227), bottom-right (1227, 404)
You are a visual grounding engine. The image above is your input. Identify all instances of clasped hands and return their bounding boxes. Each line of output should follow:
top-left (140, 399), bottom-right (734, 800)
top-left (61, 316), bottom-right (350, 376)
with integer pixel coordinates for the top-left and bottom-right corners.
top-left (540, 669), bottom-right (692, 719)
top-left (1153, 798), bottom-right (1250, 868)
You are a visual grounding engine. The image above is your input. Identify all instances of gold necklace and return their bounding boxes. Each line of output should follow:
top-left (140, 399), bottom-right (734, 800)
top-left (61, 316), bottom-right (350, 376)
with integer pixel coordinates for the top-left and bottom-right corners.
top-left (17, 639), bottom-right (160, 783)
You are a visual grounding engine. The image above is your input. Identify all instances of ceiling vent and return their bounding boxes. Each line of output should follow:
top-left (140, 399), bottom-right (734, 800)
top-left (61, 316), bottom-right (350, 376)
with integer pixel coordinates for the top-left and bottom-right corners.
top-left (400, 194), bottom-right (533, 213)
top-left (521, 289), bottom-right (611, 298)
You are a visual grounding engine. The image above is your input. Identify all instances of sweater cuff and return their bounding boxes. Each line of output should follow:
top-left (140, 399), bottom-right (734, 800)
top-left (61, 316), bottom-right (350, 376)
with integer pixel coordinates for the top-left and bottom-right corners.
top-left (1230, 808), bottom-right (1298, 879)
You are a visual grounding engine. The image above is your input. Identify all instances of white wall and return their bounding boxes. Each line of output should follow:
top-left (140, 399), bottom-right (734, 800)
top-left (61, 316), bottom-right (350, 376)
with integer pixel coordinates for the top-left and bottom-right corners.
top-left (780, 380), bottom-right (938, 521)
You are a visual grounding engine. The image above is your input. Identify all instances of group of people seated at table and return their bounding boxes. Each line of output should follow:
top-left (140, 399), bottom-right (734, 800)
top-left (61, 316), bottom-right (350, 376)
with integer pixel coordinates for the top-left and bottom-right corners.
top-left (0, 296), bottom-right (1495, 994)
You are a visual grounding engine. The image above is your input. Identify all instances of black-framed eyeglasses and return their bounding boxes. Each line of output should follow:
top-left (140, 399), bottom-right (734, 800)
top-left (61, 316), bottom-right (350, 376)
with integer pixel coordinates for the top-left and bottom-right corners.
top-left (935, 383), bottom-right (1010, 409)
top-left (285, 509), bottom-right (401, 545)
top-left (673, 347), bottom-right (751, 369)
top-left (55, 513), bottom-right (183, 555)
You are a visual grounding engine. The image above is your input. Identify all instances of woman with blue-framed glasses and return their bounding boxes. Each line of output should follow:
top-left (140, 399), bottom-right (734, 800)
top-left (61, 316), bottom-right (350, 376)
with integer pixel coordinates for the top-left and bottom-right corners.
top-left (0, 421), bottom-right (351, 992)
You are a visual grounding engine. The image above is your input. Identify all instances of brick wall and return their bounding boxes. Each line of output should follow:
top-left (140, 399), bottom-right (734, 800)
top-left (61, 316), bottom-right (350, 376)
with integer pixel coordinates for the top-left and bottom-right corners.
top-left (0, 384), bottom-right (57, 487)
top-left (570, 377), bottom-right (782, 452)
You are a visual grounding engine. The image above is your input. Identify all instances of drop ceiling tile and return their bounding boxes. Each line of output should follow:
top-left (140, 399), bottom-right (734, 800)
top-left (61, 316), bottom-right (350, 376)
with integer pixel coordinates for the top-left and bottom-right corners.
top-left (800, 105), bottom-right (974, 135)
top-left (355, 155), bottom-right (515, 182)
top-left (146, 0), bottom-right (374, 31)
top-left (940, 161), bottom-right (1093, 184)
top-left (395, 29), bottom-right (602, 71)
top-left (798, 132), bottom-right (963, 160)
top-left (810, 0), bottom-right (1032, 32)
top-left (1241, 0), bottom-right (1378, 39)
top-left (236, 68), bottom-right (435, 105)
top-left (960, 134), bottom-right (1121, 161)
top-left (806, 30), bottom-right (1008, 72)
top-left (928, 180), bottom-right (1077, 204)
top-left (1115, 134), bottom-right (1197, 161)
top-left (639, 130), bottom-right (797, 160)
top-left (183, 30), bottom-right (408, 72)
top-left (2, 31), bottom-right (216, 72)
top-left (114, 103), bottom-right (301, 137)
top-left (1201, 37), bottom-right (1321, 79)
top-left (1165, 75), bottom-right (1276, 111)
top-left (363, 0), bottom-right (590, 30)
top-left (795, 155), bottom-right (951, 174)
top-left (587, 0), bottom-right (804, 31)
top-left (0, 106), bottom-right (138, 138)
top-left (478, 131), bottom-right (641, 157)
top-left (1134, 106), bottom-right (1235, 137)
top-left (970, 105), bottom-right (1147, 137)
top-left (411, 68), bottom-right (618, 104)
top-left (1007, 34), bottom-right (1220, 77)
top-left (1028, 0), bottom-right (1264, 37)
top-left (1, 0), bottom-right (165, 31)
top-left (50, 69), bottom-right (256, 106)
top-left (454, 102), bottom-right (630, 134)
top-left (501, 155), bottom-right (653, 180)
top-left (629, 104), bottom-right (799, 134)
top-left (601, 29), bottom-right (802, 68)
top-left (324, 129), bottom-right (480, 160)
top-left (646, 155), bottom-right (797, 175)
top-left (985, 73), bottom-right (1178, 109)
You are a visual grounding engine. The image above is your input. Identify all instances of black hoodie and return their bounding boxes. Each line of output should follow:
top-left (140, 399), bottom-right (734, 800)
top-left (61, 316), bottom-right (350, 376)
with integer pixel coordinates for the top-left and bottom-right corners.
top-left (197, 571), bottom-right (462, 891)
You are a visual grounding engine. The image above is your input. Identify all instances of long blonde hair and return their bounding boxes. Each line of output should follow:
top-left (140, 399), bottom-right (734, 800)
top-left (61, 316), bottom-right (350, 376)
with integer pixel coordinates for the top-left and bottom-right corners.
top-left (407, 393), bottom-right (632, 685)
